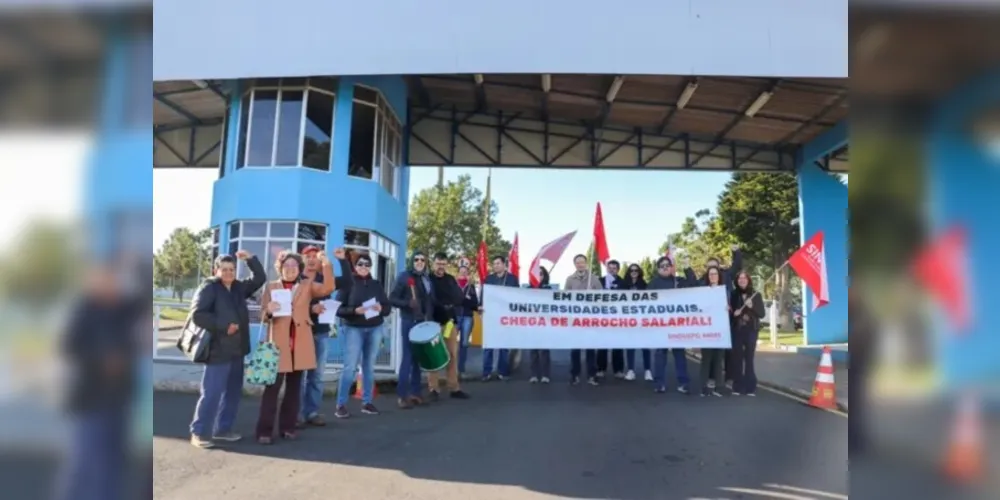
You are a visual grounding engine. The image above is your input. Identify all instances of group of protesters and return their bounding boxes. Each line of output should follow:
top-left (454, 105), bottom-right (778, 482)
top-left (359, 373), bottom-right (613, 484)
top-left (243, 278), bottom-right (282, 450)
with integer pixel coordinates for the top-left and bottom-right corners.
top-left (184, 242), bottom-right (765, 449)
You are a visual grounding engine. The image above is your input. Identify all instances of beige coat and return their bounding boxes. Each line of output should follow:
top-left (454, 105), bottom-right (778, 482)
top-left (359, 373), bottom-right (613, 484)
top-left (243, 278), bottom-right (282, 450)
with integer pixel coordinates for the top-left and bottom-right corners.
top-left (260, 261), bottom-right (335, 373)
top-left (564, 271), bottom-right (602, 291)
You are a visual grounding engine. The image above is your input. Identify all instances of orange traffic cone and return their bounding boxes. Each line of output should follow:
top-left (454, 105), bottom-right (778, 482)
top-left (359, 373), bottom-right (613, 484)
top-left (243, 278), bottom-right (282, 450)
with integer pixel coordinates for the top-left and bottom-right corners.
top-left (942, 393), bottom-right (984, 483)
top-left (352, 368), bottom-right (377, 400)
top-left (808, 346), bottom-right (838, 410)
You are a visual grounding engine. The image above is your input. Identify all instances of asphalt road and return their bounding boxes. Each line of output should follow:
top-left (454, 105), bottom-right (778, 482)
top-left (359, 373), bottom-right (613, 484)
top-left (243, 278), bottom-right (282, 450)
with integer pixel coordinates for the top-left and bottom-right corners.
top-left (153, 354), bottom-right (850, 500)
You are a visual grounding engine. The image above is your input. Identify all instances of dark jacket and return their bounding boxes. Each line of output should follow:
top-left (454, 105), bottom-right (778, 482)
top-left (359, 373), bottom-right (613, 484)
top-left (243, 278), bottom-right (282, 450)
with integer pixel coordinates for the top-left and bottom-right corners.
top-left (601, 274), bottom-right (625, 290)
top-left (730, 288), bottom-right (766, 333)
top-left (647, 272), bottom-right (694, 290)
top-left (483, 272), bottom-right (519, 308)
top-left (623, 275), bottom-right (647, 290)
top-left (389, 269), bottom-right (435, 322)
top-left (684, 248), bottom-right (743, 297)
top-left (456, 278), bottom-right (480, 317)
top-left (190, 256), bottom-right (267, 363)
top-left (430, 272), bottom-right (463, 324)
top-left (307, 258), bottom-right (352, 334)
top-left (335, 274), bottom-right (391, 327)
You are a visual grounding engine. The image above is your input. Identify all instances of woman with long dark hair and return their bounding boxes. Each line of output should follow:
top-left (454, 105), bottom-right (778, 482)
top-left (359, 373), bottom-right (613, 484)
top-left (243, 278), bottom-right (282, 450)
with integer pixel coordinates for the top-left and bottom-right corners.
top-left (730, 271), bottom-right (766, 396)
top-left (699, 266), bottom-right (727, 396)
top-left (529, 266), bottom-right (553, 384)
top-left (622, 264), bottom-right (652, 382)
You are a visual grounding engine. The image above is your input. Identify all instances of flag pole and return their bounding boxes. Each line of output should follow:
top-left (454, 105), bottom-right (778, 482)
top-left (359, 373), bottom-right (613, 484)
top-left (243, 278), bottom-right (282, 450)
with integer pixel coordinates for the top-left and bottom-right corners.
top-left (482, 167), bottom-right (492, 242)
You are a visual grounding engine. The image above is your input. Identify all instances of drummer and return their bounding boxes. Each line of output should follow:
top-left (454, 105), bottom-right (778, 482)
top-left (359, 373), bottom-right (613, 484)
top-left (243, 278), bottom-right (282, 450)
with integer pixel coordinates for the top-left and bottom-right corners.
top-left (388, 251), bottom-right (436, 409)
top-left (426, 252), bottom-right (470, 401)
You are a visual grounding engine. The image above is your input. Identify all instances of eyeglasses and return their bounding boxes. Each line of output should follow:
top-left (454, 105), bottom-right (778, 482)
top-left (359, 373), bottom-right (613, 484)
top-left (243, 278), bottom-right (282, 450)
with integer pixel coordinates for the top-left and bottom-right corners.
top-left (413, 257), bottom-right (426, 262)
top-left (356, 262), bottom-right (371, 268)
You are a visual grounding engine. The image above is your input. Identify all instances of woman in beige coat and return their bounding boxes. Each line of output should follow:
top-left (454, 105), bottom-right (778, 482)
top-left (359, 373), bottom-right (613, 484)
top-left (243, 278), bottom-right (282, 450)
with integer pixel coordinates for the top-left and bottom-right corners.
top-left (256, 250), bottom-right (334, 444)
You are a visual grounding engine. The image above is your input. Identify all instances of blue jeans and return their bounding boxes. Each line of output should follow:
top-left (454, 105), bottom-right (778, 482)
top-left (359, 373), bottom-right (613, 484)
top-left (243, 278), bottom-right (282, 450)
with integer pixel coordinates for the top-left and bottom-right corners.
top-left (456, 315), bottom-right (474, 374)
top-left (626, 349), bottom-right (652, 371)
top-left (190, 358), bottom-right (244, 437)
top-left (56, 406), bottom-right (128, 500)
top-left (397, 317), bottom-right (424, 399)
top-left (482, 348), bottom-right (510, 377)
top-left (336, 324), bottom-right (384, 406)
top-left (301, 333), bottom-right (329, 419)
top-left (653, 349), bottom-right (690, 388)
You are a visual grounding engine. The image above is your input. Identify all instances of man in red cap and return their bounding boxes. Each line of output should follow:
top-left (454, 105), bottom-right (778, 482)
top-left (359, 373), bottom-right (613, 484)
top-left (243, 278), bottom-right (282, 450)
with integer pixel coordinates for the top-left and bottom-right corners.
top-left (298, 245), bottom-right (349, 426)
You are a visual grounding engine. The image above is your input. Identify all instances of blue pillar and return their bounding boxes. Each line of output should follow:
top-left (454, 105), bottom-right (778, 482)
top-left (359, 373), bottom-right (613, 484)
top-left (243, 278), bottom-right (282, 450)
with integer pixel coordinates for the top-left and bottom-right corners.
top-left (796, 124), bottom-right (849, 345)
top-left (927, 69), bottom-right (1000, 386)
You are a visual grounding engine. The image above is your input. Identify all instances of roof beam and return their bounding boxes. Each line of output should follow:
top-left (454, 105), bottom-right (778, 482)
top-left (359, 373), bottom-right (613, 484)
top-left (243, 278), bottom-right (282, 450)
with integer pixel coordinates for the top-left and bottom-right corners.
top-left (736, 92), bottom-right (847, 168)
top-left (474, 73), bottom-right (487, 111)
top-left (689, 79), bottom-right (781, 168)
top-left (658, 78), bottom-right (699, 135)
top-left (154, 93), bottom-right (201, 123)
top-left (410, 77), bottom-right (432, 108)
top-left (596, 75), bottom-right (624, 131)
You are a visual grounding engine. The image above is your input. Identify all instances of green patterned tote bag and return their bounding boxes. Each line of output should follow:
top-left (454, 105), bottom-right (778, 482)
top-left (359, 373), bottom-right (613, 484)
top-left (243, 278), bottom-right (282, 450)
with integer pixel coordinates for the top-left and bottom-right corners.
top-left (245, 323), bottom-right (280, 386)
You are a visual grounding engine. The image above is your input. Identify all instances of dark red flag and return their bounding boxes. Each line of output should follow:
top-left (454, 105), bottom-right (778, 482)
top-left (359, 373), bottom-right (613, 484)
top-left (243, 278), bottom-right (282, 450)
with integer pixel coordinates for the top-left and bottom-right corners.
top-left (528, 230), bottom-right (578, 287)
top-left (911, 225), bottom-right (970, 330)
top-left (788, 231), bottom-right (830, 311)
top-left (476, 240), bottom-right (489, 285)
top-left (508, 233), bottom-right (520, 282)
top-left (593, 202), bottom-right (611, 265)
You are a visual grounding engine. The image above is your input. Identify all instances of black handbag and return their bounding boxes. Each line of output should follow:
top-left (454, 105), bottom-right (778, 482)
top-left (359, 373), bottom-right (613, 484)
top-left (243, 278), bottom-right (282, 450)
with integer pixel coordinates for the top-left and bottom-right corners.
top-left (176, 314), bottom-right (212, 363)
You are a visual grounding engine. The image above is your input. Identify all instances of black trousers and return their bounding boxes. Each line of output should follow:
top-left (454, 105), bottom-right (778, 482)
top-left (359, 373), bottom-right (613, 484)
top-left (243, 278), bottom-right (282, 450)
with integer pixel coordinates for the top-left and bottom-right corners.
top-left (256, 370), bottom-right (304, 438)
top-left (595, 349), bottom-right (625, 374)
top-left (570, 349), bottom-right (597, 378)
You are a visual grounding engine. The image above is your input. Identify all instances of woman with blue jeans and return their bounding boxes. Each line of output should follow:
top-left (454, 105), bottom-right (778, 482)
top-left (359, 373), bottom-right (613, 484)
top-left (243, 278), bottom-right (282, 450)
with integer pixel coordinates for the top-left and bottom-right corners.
top-left (333, 255), bottom-right (392, 418)
top-left (454, 265), bottom-right (480, 375)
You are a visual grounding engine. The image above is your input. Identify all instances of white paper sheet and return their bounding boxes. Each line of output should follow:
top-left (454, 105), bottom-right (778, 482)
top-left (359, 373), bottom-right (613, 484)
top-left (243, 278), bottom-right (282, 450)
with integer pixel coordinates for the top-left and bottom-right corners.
top-left (318, 299), bottom-right (341, 324)
top-left (269, 289), bottom-right (292, 317)
top-left (362, 297), bottom-right (379, 319)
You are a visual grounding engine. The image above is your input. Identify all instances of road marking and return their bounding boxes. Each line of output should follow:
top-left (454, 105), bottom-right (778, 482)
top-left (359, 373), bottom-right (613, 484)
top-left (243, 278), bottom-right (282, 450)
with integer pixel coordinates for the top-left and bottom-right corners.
top-left (763, 483), bottom-right (849, 499)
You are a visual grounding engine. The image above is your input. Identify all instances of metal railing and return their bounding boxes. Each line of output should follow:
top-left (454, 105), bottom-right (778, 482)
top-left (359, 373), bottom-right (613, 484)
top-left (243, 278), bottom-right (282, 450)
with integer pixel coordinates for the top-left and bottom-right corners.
top-left (153, 302), bottom-right (399, 373)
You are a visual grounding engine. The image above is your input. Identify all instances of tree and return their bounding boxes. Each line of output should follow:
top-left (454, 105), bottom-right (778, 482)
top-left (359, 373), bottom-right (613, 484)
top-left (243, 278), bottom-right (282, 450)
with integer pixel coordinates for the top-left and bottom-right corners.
top-left (407, 175), bottom-right (511, 279)
top-left (154, 227), bottom-right (210, 300)
top-left (715, 172), bottom-right (801, 329)
top-left (659, 208), bottom-right (734, 272)
top-left (636, 256), bottom-right (656, 282)
top-left (0, 220), bottom-right (76, 304)
top-left (584, 243), bottom-right (605, 276)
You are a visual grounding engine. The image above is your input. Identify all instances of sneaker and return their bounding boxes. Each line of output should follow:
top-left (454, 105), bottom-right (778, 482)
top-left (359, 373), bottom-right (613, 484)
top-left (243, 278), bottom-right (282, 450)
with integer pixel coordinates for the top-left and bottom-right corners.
top-left (587, 377), bottom-right (600, 386)
top-left (732, 392), bottom-right (742, 397)
top-left (190, 435), bottom-right (214, 449)
top-left (481, 374), bottom-right (494, 382)
top-left (707, 380), bottom-right (716, 389)
top-left (654, 386), bottom-right (666, 394)
top-left (334, 405), bottom-right (351, 419)
top-left (614, 371), bottom-right (625, 379)
top-left (644, 370), bottom-right (654, 382)
top-left (529, 377), bottom-right (539, 384)
top-left (304, 414), bottom-right (326, 427)
top-left (571, 376), bottom-right (581, 385)
top-left (677, 386), bottom-right (690, 395)
top-left (450, 390), bottom-right (470, 399)
top-left (498, 375), bottom-right (510, 382)
top-left (428, 390), bottom-right (440, 402)
top-left (596, 371), bottom-right (606, 379)
top-left (625, 370), bottom-right (636, 381)
top-left (746, 392), bottom-right (757, 397)
top-left (212, 432), bottom-right (242, 442)
top-left (712, 391), bottom-right (723, 398)
top-left (361, 403), bottom-right (380, 415)
top-left (540, 377), bottom-right (551, 384)
top-left (397, 398), bottom-right (414, 410)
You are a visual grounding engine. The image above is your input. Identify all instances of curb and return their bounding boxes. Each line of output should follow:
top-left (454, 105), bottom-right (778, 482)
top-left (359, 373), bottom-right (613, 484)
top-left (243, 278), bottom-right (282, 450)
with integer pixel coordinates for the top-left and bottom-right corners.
top-left (153, 379), bottom-right (400, 397)
top-left (685, 351), bottom-right (848, 414)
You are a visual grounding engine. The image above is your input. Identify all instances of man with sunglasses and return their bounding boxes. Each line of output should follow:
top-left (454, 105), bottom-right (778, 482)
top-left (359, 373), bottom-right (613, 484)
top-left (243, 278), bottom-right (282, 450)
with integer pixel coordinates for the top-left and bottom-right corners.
top-left (389, 251), bottom-right (437, 409)
top-left (647, 256), bottom-right (695, 394)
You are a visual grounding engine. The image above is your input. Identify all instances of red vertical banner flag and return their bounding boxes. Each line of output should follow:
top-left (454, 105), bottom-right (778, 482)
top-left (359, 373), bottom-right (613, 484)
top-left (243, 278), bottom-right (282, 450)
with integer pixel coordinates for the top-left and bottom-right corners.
top-left (593, 202), bottom-right (611, 265)
top-left (911, 225), bottom-right (971, 331)
top-left (476, 240), bottom-right (489, 285)
top-left (788, 231), bottom-right (830, 312)
top-left (508, 233), bottom-right (521, 282)
top-left (528, 230), bottom-right (578, 287)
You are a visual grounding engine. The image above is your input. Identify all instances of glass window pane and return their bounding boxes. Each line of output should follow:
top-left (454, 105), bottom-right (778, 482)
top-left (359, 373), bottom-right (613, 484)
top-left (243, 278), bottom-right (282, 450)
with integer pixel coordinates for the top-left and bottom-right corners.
top-left (242, 222), bottom-right (267, 238)
top-left (381, 163), bottom-right (394, 194)
top-left (274, 90), bottom-right (304, 166)
top-left (348, 102), bottom-right (376, 179)
top-left (228, 221), bottom-right (240, 239)
top-left (344, 229), bottom-right (370, 247)
top-left (296, 241), bottom-right (325, 253)
top-left (270, 222), bottom-right (295, 238)
top-left (298, 223), bottom-right (327, 242)
top-left (373, 112), bottom-right (383, 171)
top-left (247, 90), bottom-right (278, 166)
top-left (282, 77), bottom-right (307, 87)
top-left (238, 240), bottom-right (267, 278)
top-left (354, 85), bottom-right (378, 104)
top-left (310, 77), bottom-right (338, 94)
top-left (212, 227), bottom-right (220, 244)
top-left (236, 94), bottom-right (251, 168)
top-left (302, 90), bottom-right (334, 171)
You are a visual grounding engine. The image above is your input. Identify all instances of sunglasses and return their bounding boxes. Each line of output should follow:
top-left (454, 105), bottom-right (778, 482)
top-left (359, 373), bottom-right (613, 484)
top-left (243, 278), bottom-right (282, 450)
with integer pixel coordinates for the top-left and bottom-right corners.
top-left (413, 257), bottom-right (426, 262)
top-left (356, 262), bottom-right (371, 268)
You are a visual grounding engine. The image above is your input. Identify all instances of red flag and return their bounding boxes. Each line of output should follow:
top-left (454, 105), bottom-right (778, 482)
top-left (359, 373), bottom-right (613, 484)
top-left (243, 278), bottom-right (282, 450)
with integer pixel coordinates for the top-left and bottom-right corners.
top-left (476, 240), bottom-right (489, 285)
top-left (788, 231), bottom-right (830, 312)
top-left (911, 225), bottom-right (970, 330)
top-left (508, 233), bottom-right (521, 281)
top-left (528, 230), bottom-right (578, 287)
top-left (593, 202), bottom-right (611, 265)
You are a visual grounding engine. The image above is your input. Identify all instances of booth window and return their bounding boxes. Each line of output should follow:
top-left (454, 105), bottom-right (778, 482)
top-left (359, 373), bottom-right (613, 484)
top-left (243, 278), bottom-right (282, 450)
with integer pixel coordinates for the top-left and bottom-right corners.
top-left (227, 221), bottom-right (328, 297)
top-left (236, 78), bottom-right (338, 170)
top-left (348, 85), bottom-right (403, 198)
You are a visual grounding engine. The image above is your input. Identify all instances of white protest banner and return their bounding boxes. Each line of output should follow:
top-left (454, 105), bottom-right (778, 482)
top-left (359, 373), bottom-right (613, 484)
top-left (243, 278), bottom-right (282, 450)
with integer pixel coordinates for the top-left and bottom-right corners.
top-left (481, 284), bottom-right (731, 349)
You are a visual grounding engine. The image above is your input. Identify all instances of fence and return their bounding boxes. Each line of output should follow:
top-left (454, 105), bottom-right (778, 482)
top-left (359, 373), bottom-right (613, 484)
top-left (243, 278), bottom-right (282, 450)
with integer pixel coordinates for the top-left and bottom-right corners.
top-left (153, 301), bottom-right (400, 374)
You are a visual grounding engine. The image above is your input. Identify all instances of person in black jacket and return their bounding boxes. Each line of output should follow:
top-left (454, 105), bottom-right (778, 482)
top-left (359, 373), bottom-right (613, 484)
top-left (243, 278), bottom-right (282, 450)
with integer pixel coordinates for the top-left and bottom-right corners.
top-left (454, 264), bottom-right (479, 376)
top-left (683, 245), bottom-right (743, 385)
top-left (388, 251), bottom-right (436, 409)
top-left (622, 264), bottom-right (652, 382)
top-left (332, 253), bottom-right (391, 418)
top-left (699, 266), bottom-right (728, 397)
top-left (597, 259), bottom-right (626, 379)
top-left (188, 251), bottom-right (267, 448)
top-left (730, 270), bottom-right (766, 396)
top-left (425, 252), bottom-right (471, 400)
top-left (529, 266), bottom-right (553, 383)
top-left (648, 256), bottom-right (695, 394)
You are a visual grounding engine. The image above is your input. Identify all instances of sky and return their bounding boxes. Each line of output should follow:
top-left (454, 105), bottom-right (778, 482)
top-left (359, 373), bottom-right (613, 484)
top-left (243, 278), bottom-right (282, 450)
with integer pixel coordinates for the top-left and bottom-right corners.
top-left (153, 166), bottom-right (731, 284)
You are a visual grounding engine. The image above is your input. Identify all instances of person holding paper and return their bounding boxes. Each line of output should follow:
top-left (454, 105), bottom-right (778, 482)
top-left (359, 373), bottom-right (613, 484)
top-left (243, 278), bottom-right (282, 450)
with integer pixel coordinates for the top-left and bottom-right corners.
top-left (388, 251), bottom-right (436, 409)
top-left (454, 264), bottom-right (480, 377)
top-left (729, 271), bottom-right (766, 397)
top-left (648, 256), bottom-right (695, 395)
top-left (426, 252), bottom-right (470, 400)
top-left (256, 250), bottom-right (335, 444)
top-left (298, 246), bottom-right (351, 428)
top-left (187, 251), bottom-right (267, 449)
top-left (564, 254), bottom-right (602, 386)
top-left (332, 254), bottom-right (391, 418)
